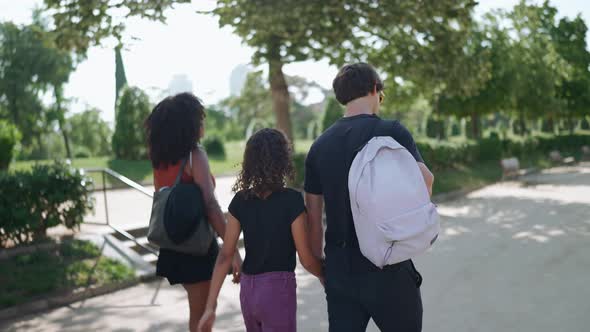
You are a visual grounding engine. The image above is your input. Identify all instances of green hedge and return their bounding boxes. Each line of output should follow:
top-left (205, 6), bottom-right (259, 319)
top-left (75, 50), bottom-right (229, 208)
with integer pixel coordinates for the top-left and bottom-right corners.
top-left (419, 134), bottom-right (590, 171)
top-left (0, 161), bottom-right (94, 247)
top-left (291, 134), bottom-right (590, 184)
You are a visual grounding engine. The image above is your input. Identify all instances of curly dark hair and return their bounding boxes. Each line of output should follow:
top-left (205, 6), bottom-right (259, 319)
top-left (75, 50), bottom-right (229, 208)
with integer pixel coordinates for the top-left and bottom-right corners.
top-left (145, 92), bottom-right (205, 169)
top-left (233, 128), bottom-right (294, 198)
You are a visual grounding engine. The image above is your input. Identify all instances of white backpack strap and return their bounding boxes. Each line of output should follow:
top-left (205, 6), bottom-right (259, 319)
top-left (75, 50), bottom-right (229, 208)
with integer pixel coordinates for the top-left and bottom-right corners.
top-left (190, 150), bottom-right (193, 169)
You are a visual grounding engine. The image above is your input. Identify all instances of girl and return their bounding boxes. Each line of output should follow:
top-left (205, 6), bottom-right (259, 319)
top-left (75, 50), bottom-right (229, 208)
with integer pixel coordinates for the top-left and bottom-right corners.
top-left (198, 128), bottom-right (324, 332)
top-left (145, 92), bottom-right (241, 332)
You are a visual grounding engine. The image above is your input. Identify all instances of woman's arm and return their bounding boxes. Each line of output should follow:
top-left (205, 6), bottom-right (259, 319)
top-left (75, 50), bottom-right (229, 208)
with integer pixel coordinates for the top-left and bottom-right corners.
top-left (291, 212), bottom-right (323, 278)
top-left (191, 148), bottom-right (227, 237)
top-left (191, 148), bottom-right (242, 282)
top-left (198, 213), bottom-right (242, 332)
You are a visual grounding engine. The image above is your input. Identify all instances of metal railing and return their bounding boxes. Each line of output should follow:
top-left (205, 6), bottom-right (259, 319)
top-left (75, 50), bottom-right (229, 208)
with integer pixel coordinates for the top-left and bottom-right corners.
top-left (83, 168), bottom-right (158, 256)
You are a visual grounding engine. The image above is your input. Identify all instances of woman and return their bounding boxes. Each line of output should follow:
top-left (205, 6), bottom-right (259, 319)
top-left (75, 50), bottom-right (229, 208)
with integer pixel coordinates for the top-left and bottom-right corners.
top-left (145, 92), bottom-right (242, 332)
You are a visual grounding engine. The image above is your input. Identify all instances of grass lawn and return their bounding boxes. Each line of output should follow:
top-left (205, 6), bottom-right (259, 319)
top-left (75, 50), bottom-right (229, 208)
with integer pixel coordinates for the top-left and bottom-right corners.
top-left (0, 240), bottom-right (135, 309)
top-left (10, 138), bottom-right (554, 195)
top-left (10, 140), bottom-right (314, 187)
top-left (433, 153), bottom-right (552, 195)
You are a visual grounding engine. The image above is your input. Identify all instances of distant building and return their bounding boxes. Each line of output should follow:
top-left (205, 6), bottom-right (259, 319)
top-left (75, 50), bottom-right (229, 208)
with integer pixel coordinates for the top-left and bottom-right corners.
top-left (168, 74), bottom-right (193, 95)
top-left (229, 64), bottom-right (252, 96)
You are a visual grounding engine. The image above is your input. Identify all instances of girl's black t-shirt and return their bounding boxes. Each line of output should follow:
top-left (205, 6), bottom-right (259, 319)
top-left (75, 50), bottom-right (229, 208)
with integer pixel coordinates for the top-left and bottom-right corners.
top-left (228, 188), bottom-right (305, 275)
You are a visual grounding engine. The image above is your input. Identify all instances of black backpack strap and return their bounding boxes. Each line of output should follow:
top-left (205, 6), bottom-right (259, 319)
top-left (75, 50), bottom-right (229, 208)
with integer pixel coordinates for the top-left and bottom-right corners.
top-left (173, 157), bottom-right (188, 186)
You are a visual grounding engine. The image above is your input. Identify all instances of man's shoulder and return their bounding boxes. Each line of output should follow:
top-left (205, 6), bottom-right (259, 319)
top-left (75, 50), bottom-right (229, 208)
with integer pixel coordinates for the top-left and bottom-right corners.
top-left (376, 118), bottom-right (414, 139)
top-left (308, 127), bottom-right (333, 158)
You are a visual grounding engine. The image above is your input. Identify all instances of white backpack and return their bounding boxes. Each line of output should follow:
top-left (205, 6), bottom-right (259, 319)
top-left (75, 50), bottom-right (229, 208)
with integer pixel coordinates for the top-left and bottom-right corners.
top-left (348, 131), bottom-right (440, 268)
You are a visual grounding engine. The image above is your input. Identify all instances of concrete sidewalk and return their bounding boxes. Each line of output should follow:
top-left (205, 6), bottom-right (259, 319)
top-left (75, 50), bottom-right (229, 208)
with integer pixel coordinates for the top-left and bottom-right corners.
top-left (3, 165), bottom-right (590, 331)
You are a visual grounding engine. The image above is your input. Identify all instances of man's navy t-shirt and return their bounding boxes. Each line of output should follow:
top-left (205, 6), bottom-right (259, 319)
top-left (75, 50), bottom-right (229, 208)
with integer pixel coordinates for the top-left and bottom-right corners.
top-left (304, 114), bottom-right (424, 274)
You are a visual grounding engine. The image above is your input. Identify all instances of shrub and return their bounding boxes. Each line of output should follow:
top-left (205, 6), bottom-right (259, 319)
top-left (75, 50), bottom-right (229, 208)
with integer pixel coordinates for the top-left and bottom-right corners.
top-left (476, 137), bottom-right (503, 161)
top-left (290, 153), bottom-right (306, 189)
top-left (581, 118), bottom-right (590, 130)
top-left (74, 147), bottom-right (91, 158)
top-left (112, 86), bottom-right (151, 160)
top-left (0, 120), bottom-right (21, 170)
top-left (203, 136), bottom-right (226, 160)
top-left (0, 161), bottom-right (94, 247)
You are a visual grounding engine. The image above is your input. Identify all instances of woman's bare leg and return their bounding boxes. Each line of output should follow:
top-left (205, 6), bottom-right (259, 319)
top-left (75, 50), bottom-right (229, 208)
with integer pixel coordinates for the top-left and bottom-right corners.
top-left (183, 281), bottom-right (211, 332)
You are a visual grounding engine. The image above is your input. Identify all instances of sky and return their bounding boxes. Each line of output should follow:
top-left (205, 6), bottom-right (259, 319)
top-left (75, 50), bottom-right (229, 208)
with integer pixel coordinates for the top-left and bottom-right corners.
top-left (1, 0), bottom-right (589, 124)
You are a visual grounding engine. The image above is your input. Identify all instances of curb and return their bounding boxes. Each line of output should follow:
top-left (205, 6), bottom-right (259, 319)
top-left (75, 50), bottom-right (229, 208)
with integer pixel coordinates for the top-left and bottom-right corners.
top-left (0, 279), bottom-right (140, 322)
top-left (0, 242), bottom-right (60, 260)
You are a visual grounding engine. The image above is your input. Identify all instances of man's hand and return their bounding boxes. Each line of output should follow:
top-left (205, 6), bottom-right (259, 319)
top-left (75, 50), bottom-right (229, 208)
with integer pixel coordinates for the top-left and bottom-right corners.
top-left (231, 251), bottom-right (242, 284)
top-left (198, 308), bottom-right (216, 332)
top-left (305, 193), bottom-right (324, 259)
top-left (418, 162), bottom-right (434, 196)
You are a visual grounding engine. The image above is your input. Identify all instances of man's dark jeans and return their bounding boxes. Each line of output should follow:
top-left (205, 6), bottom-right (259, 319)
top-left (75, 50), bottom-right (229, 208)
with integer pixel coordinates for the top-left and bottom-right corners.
top-left (325, 258), bottom-right (423, 332)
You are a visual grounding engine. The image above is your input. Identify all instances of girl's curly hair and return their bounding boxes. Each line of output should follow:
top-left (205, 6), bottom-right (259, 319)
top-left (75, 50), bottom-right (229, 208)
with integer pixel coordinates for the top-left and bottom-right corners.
top-left (232, 128), bottom-right (294, 198)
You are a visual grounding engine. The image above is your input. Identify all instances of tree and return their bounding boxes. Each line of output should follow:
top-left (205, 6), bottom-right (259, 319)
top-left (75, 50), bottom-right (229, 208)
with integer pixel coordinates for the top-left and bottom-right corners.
top-left (68, 109), bottom-right (112, 157)
top-left (361, 1), bottom-right (480, 98)
top-left (437, 14), bottom-right (515, 138)
top-left (222, 71), bottom-right (274, 129)
top-left (0, 19), bottom-right (75, 156)
top-left (551, 15), bottom-right (590, 133)
top-left (115, 44), bottom-right (128, 107)
top-left (322, 97), bottom-right (343, 131)
top-left (210, 1), bottom-right (478, 143)
top-left (210, 1), bottom-right (359, 142)
top-left (112, 86), bottom-right (151, 159)
top-left (507, 1), bottom-right (568, 135)
top-left (0, 120), bottom-right (21, 170)
top-left (0, 22), bottom-right (49, 144)
top-left (44, 0), bottom-right (479, 145)
top-left (42, 0), bottom-right (187, 55)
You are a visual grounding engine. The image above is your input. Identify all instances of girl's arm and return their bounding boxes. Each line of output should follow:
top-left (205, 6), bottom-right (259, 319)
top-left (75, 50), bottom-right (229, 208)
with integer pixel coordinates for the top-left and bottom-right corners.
top-left (198, 213), bottom-right (242, 332)
top-left (291, 212), bottom-right (323, 278)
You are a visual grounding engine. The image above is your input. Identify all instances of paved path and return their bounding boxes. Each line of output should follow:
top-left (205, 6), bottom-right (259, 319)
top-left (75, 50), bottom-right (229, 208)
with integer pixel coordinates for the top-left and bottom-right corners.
top-left (3, 165), bottom-right (590, 331)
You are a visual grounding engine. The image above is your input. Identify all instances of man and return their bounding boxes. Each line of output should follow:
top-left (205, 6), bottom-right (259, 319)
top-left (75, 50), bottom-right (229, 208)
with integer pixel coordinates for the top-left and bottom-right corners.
top-left (305, 63), bottom-right (434, 332)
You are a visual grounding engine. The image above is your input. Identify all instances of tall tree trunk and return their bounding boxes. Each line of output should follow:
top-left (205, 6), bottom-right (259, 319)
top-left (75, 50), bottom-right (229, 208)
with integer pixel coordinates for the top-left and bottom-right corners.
top-left (8, 97), bottom-right (18, 126)
top-left (59, 118), bottom-right (72, 159)
top-left (54, 88), bottom-right (72, 159)
top-left (519, 110), bottom-right (527, 136)
top-left (470, 112), bottom-right (480, 139)
top-left (268, 55), bottom-right (293, 143)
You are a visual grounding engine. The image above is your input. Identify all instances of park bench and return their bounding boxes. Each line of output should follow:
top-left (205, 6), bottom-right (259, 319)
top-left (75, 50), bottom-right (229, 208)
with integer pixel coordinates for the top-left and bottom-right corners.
top-left (500, 157), bottom-right (520, 179)
top-left (549, 150), bottom-right (575, 165)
